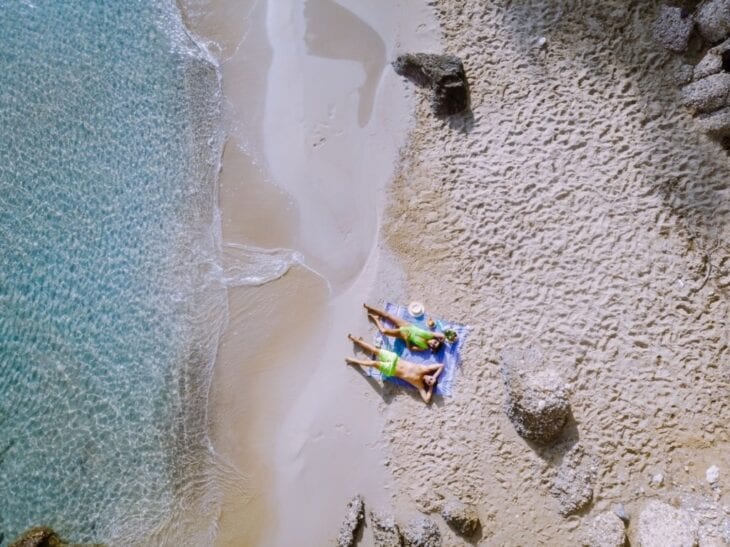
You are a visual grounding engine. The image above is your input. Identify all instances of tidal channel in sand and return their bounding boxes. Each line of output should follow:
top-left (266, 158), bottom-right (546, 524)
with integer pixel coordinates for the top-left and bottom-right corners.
top-left (179, 1), bottom-right (439, 545)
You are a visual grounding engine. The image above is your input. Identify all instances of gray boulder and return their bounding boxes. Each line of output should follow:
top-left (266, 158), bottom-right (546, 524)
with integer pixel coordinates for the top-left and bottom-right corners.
top-left (441, 499), bottom-right (480, 537)
top-left (370, 510), bottom-right (402, 547)
top-left (636, 500), bottom-right (698, 547)
top-left (681, 73), bottom-right (730, 113)
top-left (693, 38), bottom-right (730, 79)
top-left (582, 511), bottom-right (626, 547)
top-left (392, 53), bottom-right (469, 117)
top-left (550, 445), bottom-right (596, 516)
top-left (402, 515), bottom-right (442, 547)
top-left (695, 0), bottom-right (730, 44)
top-left (336, 495), bottom-right (365, 547)
top-left (501, 347), bottom-right (570, 445)
top-left (653, 5), bottom-right (695, 52)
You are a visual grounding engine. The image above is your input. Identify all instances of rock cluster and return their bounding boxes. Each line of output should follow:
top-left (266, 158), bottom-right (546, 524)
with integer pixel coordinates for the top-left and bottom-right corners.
top-left (440, 499), bottom-right (480, 537)
top-left (681, 38), bottom-right (730, 142)
top-left (369, 510), bottom-right (403, 547)
top-left (581, 511), bottom-right (626, 547)
top-left (653, 1), bottom-right (730, 145)
top-left (636, 500), bottom-right (698, 547)
top-left (337, 495), bottom-right (365, 547)
top-left (392, 53), bottom-right (470, 117)
top-left (501, 348), bottom-right (571, 445)
top-left (401, 515), bottom-right (442, 547)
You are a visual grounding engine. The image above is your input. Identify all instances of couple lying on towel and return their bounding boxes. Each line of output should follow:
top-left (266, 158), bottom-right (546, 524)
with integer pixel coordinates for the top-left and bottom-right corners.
top-left (346, 303), bottom-right (450, 404)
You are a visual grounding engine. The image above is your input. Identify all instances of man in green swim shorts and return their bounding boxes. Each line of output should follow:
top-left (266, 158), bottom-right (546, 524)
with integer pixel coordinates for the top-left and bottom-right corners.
top-left (346, 334), bottom-right (444, 404)
top-left (363, 303), bottom-right (446, 352)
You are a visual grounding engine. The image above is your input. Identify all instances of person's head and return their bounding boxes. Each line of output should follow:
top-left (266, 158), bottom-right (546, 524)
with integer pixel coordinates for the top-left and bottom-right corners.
top-left (427, 338), bottom-right (443, 352)
top-left (424, 375), bottom-right (436, 386)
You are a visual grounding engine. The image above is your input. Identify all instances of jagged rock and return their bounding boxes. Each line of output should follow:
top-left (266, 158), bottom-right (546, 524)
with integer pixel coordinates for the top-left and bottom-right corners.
top-left (441, 499), bottom-right (480, 537)
top-left (581, 511), bottom-right (626, 547)
top-left (336, 495), bottom-right (365, 547)
top-left (653, 5), bottom-right (694, 52)
top-left (550, 445), bottom-right (596, 516)
top-left (501, 347), bottom-right (570, 445)
top-left (9, 527), bottom-right (65, 547)
top-left (693, 38), bottom-right (730, 79)
top-left (695, 0), bottom-right (730, 44)
top-left (402, 515), bottom-right (442, 547)
top-left (681, 73), bottom-right (730, 113)
top-left (636, 500), bottom-right (698, 547)
top-left (370, 510), bottom-right (402, 547)
top-left (392, 53), bottom-right (469, 117)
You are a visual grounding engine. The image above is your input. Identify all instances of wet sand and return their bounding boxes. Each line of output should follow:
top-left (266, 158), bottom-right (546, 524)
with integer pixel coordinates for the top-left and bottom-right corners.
top-left (180, 1), bottom-right (439, 544)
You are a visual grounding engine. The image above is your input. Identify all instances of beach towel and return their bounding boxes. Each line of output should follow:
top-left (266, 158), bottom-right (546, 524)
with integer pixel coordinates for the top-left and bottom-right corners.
top-left (366, 302), bottom-right (469, 397)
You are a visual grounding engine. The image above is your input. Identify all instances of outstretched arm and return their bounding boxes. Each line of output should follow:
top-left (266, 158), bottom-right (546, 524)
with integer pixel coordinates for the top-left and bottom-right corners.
top-left (419, 385), bottom-right (434, 404)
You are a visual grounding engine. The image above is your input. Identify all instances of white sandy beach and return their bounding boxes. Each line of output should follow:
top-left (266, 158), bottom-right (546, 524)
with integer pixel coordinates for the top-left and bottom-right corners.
top-left (183, 0), bottom-right (729, 545)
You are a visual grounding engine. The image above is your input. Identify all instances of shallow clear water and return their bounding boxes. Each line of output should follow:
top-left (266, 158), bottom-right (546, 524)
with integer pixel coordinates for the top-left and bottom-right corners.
top-left (0, 1), bottom-right (224, 544)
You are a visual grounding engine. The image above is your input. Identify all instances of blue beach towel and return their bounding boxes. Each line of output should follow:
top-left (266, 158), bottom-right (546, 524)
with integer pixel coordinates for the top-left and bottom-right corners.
top-left (366, 302), bottom-right (469, 397)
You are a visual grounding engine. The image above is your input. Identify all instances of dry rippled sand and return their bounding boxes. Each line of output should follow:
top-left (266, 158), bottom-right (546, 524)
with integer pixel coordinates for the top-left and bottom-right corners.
top-left (376, 1), bottom-right (729, 544)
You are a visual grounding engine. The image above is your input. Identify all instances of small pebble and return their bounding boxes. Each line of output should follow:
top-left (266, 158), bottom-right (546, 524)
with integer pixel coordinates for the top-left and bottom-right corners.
top-left (707, 465), bottom-right (720, 485)
top-left (651, 473), bottom-right (664, 487)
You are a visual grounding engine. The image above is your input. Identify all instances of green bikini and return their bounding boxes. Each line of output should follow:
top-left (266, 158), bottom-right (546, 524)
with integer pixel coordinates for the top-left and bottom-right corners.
top-left (399, 324), bottom-right (438, 350)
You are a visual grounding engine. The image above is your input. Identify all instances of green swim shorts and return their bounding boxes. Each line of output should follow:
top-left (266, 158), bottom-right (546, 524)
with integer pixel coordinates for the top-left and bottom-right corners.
top-left (377, 349), bottom-right (399, 377)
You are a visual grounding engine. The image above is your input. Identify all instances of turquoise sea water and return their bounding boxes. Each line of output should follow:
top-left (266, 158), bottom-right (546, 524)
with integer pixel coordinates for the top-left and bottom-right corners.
top-left (0, 1), bottom-right (225, 544)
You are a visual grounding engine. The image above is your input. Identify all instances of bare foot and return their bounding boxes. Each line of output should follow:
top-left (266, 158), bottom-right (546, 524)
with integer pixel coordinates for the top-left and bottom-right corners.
top-left (345, 357), bottom-right (357, 365)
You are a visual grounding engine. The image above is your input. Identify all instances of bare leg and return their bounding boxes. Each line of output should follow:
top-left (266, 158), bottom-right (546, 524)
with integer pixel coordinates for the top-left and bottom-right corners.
top-left (368, 314), bottom-right (402, 338)
top-left (348, 334), bottom-right (381, 356)
top-left (345, 357), bottom-right (380, 368)
top-left (363, 303), bottom-right (407, 328)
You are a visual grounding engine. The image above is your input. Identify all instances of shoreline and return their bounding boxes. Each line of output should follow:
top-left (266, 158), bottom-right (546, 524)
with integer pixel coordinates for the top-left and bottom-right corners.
top-left (180, 1), bottom-right (441, 544)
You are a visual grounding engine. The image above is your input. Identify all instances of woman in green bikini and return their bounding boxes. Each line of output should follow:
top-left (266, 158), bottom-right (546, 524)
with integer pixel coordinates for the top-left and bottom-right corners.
top-left (346, 334), bottom-right (444, 404)
top-left (363, 303), bottom-right (446, 352)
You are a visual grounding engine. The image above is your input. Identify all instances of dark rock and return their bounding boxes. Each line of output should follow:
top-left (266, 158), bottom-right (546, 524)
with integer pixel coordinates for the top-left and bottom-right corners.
top-left (401, 515), bottom-right (441, 547)
top-left (501, 347), bottom-right (571, 445)
top-left (550, 445), bottom-right (596, 516)
top-left (653, 5), bottom-right (695, 52)
top-left (440, 499), bottom-right (480, 537)
top-left (636, 500), bottom-right (698, 547)
top-left (695, 0), bottom-right (730, 44)
top-left (392, 53), bottom-right (469, 117)
top-left (581, 511), bottom-right (626, 547)
top-left (369, 510), bottom-right (402, 547)
top-left (9, 527), bottom-right (65, 547)
top-left (336, 495), bottom-right (365, 547)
